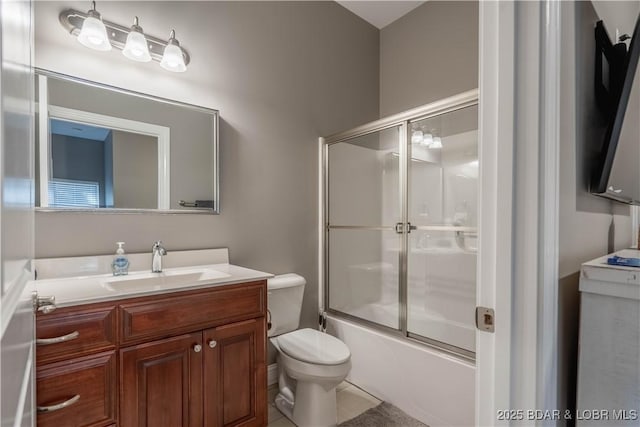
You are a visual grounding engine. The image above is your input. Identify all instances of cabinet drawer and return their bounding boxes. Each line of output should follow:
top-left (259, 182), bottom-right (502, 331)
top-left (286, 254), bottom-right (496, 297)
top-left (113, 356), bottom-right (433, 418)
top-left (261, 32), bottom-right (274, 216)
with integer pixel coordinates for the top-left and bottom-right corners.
top-left (120, 281), bottom-right (265, 344)
top-left (36, 350), bottom-right (117, 427)
top-left (36, 304), bottom-right (116, 363)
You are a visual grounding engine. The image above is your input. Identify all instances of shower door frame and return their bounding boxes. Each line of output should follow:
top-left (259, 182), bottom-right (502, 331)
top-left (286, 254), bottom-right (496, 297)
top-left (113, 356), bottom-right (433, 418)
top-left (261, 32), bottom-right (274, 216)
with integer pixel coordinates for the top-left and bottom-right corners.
top-left (320, 89), bottom-right (479, 360)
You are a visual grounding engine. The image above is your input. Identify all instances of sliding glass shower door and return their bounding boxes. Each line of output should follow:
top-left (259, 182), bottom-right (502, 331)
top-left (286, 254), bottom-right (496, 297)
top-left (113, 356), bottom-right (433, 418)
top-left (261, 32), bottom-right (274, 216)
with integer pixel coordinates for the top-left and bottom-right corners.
top-left (326, 125), bottom-right (403, 330)
top-left (324, 92), bottom-right (478, 356)
top-left (406, 105), bottom-right (478, 353)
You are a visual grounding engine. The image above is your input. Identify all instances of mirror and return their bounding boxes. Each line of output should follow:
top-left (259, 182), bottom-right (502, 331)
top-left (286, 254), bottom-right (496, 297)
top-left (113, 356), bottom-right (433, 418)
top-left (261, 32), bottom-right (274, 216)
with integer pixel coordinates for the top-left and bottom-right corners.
top-left (35, 69), bottom-right (219, 213)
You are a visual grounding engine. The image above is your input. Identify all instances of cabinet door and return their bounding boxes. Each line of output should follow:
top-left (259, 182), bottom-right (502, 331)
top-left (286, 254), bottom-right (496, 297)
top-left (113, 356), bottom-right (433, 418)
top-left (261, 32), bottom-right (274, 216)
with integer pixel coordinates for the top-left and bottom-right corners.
top-left (120, 333), bottom-right (203, 427)
top-left (203, 319), bottom-right (266, 427)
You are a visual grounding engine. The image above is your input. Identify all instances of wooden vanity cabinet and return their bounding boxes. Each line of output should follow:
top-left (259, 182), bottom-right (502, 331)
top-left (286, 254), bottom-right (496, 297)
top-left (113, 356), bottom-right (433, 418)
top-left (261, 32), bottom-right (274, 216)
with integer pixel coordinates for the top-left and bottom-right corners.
top-left (36, 280), bottom-right (267, 427)
top-left (36, 302), bottom-right (118, 427)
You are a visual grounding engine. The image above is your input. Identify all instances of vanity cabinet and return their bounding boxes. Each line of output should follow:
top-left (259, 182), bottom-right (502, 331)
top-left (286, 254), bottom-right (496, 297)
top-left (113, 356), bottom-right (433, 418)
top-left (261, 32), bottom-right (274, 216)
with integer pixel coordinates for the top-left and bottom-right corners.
top-left (36, 280), bottom-right (267, 427)
top-left (36, 302), bottom-right (118, 427)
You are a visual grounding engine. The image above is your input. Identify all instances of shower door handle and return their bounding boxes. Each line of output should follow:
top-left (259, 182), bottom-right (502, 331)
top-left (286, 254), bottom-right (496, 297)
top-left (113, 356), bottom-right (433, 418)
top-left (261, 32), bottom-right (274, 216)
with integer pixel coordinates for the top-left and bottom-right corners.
top-left (395, 223), bottom-right (417, 234)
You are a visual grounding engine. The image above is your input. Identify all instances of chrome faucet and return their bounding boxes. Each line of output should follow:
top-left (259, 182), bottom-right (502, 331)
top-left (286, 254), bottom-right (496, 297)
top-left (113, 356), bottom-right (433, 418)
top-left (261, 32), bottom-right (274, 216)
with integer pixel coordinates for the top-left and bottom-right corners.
top-left (151, 241), bottom-right (167, 273)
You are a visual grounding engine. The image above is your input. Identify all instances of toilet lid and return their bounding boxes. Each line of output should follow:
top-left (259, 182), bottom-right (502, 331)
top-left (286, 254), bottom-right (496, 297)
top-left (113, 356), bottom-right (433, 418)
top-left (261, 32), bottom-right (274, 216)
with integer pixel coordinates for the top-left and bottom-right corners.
top-left (277, 328), bottom-right (350, 365)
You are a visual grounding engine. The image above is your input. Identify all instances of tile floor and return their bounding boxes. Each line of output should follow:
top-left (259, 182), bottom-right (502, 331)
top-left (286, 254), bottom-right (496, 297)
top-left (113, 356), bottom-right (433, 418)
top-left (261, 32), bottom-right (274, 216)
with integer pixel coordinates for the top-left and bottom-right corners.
top-left (267, 381), bottom-right (382, 426)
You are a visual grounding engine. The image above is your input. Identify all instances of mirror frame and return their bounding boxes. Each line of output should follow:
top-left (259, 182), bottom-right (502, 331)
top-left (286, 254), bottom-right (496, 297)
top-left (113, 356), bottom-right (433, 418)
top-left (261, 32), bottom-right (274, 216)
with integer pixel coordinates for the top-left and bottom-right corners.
top-left (35, 68), bottom-right (220, 214)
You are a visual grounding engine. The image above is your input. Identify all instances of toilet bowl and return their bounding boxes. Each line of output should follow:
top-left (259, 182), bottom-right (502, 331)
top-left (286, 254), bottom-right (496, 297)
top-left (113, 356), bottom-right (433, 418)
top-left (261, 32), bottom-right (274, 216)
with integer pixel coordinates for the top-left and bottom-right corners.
top-left (268, 274), bottom-right (351, 427)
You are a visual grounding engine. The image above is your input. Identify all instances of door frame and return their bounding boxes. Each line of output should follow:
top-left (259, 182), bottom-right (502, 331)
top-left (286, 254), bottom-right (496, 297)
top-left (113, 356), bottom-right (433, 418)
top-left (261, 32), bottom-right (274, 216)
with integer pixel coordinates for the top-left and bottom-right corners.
top-left (477, 1), bottom-right (561, 425)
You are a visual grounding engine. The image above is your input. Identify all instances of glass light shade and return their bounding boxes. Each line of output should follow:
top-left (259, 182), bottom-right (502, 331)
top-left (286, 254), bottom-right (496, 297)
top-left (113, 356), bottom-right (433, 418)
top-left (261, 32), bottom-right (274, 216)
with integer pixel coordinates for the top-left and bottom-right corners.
top-left (77, 15), bottom-right (111, 51)
top-left (123, 29), bottom-right (151, 62)
top-left (422, 133), bottom-right (433, 146)
top-left (161, 42), bottom-right (186, 72)
top-left (430, 136), bottom-right (443, 149)
top-left (411, 130), bottom-right (423, 144)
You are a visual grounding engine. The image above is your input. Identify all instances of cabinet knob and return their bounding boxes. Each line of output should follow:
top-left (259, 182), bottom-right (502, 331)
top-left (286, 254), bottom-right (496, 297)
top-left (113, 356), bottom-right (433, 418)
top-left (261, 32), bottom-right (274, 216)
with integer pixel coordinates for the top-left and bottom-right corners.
top-left (193, 344), bottom-right (202, 353)
top-left (208, 340), bottom-right (217, 348)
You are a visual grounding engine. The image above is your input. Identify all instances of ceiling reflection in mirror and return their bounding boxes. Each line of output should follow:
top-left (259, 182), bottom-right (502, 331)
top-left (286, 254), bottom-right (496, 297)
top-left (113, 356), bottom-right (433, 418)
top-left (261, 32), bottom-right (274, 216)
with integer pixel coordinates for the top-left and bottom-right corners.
top-left (35, 69), bottom-right (219, 213)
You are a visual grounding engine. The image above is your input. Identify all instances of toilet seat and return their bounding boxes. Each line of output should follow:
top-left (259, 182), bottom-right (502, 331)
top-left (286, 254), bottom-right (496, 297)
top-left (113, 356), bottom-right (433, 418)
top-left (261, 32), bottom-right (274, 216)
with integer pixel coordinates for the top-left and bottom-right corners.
top-left (276, 328), bottom-right (350, 365)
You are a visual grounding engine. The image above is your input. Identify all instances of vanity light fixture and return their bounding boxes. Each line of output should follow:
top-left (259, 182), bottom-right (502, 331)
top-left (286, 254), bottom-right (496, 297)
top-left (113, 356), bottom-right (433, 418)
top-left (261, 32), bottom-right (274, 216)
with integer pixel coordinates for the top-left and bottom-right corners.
top-left (60, 2), bottom-right (190, 72)
top-left (160, 30), bottom-right (187, 72)
top-left (122, 16), bottom-right (151, 62)
top-left (430, 136), bottom-right (443, 149)
top-left (411, 130), bottom-right (423, 144)
top-left (76, 2), bottom-right (111, 51)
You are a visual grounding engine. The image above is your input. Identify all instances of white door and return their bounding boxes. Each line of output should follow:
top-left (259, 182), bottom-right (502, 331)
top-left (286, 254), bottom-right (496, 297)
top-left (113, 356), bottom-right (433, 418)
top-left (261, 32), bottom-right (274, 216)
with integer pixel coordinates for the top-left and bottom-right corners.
top-left (0, 0), bottom-right (36, 426)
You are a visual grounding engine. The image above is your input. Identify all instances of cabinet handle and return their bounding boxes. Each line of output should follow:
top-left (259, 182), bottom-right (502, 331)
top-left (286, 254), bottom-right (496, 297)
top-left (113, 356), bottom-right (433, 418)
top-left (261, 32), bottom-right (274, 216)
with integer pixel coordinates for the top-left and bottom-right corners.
top-left (37, 394), bottom-right (80, 413)
top-left (193, 344), bottom-right (202, 353)
top-left (208, 340), bottom-right (217, 348)
top-left (36, 331), bottom-right (80, 346)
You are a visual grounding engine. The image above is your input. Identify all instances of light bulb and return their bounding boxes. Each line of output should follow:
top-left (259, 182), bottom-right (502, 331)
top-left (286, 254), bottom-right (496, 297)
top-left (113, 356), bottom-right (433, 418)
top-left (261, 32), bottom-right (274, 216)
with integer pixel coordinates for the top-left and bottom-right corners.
top-left (77, 4), bottom-right (111, 51)
top-left (160, 30), bottom-right (186, 72)
top-left (430, 136), bottom-right (442, 149)
top-left (411, 130), bottom-right (423, 144)
top-left (123, 17), bottom-right (151, 62)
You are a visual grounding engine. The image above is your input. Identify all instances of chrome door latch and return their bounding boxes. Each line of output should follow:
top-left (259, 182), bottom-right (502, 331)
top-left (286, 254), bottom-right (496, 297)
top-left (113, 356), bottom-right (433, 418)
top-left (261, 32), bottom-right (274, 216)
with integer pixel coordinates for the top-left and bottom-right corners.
top-left (476, 306), bottom-right (495, 333)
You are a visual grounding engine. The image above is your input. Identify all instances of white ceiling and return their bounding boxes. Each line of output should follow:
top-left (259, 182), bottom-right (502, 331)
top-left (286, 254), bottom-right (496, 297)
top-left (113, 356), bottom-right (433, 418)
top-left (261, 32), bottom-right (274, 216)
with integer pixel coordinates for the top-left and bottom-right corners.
top-left (336, 1), bottom-right (425, 29)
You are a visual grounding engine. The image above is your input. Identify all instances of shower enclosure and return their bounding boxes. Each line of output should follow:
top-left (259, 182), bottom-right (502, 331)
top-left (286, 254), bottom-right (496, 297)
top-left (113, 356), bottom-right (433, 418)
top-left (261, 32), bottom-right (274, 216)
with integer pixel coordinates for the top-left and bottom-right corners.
top-left (321, 90), bottom-right (478, 358)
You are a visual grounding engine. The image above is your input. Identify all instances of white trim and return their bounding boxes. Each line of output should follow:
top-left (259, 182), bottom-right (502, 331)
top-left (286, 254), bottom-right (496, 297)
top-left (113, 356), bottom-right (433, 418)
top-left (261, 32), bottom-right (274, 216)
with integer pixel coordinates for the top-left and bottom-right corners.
top-left (318, 137), bottom-right (325, 315)
top-left (42, 104), bottom-right (171, 209)
top-left (631, 206), bottom-right (639, 248)
top-left (12, 344), bottom-right (33, 427)
top-left (476, 1), bottom-right (515, 425)
top-left (0, 264), bottom-right (31, 338)
top-left (538, 0), bottom-right (561, 421)
top-left (37, 75), bottom-right (49, 207)
top-left (268, 363), bottom-right (279, 386)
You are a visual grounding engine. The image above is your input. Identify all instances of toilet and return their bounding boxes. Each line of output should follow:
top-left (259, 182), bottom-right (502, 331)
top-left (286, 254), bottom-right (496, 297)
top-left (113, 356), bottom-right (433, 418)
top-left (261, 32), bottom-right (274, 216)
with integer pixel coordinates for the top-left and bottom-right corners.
top-left (268, 274), bottom-right (351, 427)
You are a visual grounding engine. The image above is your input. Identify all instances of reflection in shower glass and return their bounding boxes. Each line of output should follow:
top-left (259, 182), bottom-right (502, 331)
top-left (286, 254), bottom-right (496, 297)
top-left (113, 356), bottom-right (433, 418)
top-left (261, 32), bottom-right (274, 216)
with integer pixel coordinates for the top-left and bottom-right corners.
top-left (327, 126), bottom-right (401, 329)
top-left (407, 105), bottom-right (478, 352)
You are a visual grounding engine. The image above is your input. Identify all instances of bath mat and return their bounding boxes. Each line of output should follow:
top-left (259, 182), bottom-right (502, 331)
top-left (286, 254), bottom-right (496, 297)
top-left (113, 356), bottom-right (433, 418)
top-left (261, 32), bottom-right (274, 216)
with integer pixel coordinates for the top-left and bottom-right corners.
top-left (339, 402), bottom-right (429, 427)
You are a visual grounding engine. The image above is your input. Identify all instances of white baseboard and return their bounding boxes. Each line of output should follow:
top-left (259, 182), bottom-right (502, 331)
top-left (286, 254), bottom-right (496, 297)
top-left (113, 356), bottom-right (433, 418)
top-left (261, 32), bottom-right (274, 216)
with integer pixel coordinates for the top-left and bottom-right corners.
top-left (268, 363), bottom-right (278, 386)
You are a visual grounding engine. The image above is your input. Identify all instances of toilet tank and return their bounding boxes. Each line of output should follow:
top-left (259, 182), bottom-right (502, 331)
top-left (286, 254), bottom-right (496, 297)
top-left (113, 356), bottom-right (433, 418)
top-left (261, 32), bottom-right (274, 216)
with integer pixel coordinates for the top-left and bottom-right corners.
top-left (267, 273), bottom-right (306, 337)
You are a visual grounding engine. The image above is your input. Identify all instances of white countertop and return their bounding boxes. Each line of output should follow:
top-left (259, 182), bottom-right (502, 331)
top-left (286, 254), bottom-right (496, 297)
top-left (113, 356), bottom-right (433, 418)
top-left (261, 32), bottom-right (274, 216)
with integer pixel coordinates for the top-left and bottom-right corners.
top-left (32, 248), bottom-right (273, 307)
top-left (580, 249), bottom-right (640, 299)
top-left (34, 263), bottom-right (273, 308)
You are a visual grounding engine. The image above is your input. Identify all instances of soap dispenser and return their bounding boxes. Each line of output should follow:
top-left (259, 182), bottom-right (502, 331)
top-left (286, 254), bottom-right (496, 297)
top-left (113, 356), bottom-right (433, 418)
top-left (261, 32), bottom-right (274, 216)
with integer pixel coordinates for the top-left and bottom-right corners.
top-left (112, 242), bottom-right (130, 276)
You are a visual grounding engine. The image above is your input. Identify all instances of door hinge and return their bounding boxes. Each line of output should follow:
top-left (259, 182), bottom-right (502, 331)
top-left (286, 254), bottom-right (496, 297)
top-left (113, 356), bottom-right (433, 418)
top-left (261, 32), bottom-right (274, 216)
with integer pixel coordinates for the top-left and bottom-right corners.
top-left (476, 306), bottom-right (495, 333)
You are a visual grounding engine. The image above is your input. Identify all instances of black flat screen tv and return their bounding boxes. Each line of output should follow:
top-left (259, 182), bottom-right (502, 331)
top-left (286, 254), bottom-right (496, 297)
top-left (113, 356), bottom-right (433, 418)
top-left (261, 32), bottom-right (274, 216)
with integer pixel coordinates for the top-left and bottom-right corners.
top-left (590, 14), bottom-right (640, 204)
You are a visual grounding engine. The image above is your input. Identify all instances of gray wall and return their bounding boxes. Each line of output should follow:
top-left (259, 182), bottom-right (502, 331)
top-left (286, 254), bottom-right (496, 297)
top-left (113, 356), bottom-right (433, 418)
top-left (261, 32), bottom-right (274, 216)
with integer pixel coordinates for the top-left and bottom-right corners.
top-left (558, 1), bottom-right (636, 418)
top-left (379, 1), bottom-right (479, 117)
top-left (112, 131), bottom-right (157, 209)
top-left (34, 1), bottom-right (380, 333)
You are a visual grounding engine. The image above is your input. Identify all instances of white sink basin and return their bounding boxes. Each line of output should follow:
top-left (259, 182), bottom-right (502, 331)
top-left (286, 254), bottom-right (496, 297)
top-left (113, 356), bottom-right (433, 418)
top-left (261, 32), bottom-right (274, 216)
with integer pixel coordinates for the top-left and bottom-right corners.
top-left (103, 268), bottom-right (231, 292)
